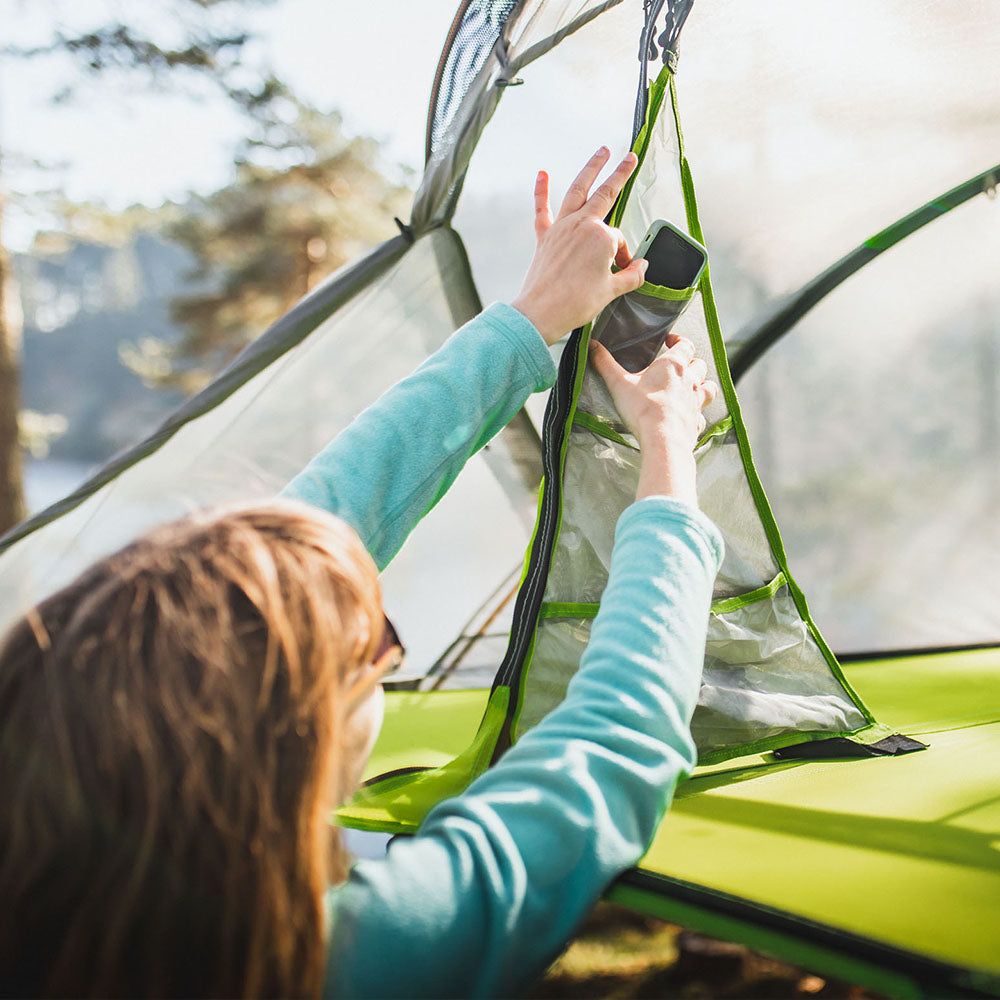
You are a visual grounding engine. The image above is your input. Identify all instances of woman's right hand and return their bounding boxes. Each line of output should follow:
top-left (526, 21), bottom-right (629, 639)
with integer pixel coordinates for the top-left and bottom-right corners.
top-left (590, 335), bottom-right (718, 507)
top-left (511, 147), bottom-right (648, 346)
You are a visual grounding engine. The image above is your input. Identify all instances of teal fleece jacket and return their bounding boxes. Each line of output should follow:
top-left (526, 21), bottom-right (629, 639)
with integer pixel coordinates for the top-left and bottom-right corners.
top-left (282, 302), bottom-right (724, 999)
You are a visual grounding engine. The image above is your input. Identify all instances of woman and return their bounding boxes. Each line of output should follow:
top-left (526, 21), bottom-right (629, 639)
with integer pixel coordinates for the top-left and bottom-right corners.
top-left (0, 148), bottom-right (722, 998)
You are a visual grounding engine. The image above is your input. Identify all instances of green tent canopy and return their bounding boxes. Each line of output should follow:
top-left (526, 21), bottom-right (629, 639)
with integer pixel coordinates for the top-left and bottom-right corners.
top-left (2, 1), bottom-right (998, 994)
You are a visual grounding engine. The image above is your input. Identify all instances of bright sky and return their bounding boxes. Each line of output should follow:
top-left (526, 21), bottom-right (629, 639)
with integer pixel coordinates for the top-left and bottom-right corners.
top-left (1, 0), bottom-right (460, 248)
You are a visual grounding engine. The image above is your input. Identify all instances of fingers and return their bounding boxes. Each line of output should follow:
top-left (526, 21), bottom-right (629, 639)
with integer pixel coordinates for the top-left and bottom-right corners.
top-left (701, 379), bottom-right (720, 409)
top-left (682, 350), bottom-right (717, 408)
top-left (557, 148), bottom-right (638, 221)
top-left (593, 333), bottom-right (719, 453)
top-left (666, 336), bottom-right (696, 365)
top-left (585, 151), bottom-right (638, 219)
top-left (533, 170), bottom-right (553, 239)
top-left (589, 340), bottom-right (633, 390)
top-left (610, 256), bottom-right (648, 297)
top-left (557, 146), bottom-right (611, 219)
top-left (609, 227), bottom-right (631, 270)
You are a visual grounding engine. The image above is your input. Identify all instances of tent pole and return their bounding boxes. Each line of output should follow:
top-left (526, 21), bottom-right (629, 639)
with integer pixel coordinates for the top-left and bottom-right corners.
top-left (730, 163), bottom-right (1000, 383)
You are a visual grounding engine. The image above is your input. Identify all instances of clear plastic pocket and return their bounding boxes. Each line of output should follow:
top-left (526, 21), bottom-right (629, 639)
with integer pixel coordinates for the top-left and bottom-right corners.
top-left (514, 586), bottom-right (869, 761)
top-left (693, 586), bottom-right (869, 758)
top-left (516, 613), bottom-right (594, 738)
top-left (543, 424), bottom-right (640, 604)
top-left (591, 281), bottom-right (697, 373)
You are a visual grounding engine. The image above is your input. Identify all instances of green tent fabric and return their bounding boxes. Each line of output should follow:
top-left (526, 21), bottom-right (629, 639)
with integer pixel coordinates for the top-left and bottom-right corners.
top-left (1, 1), bottom-right (998, 994)
top-left (355, 645), bottom-right (1000, 996)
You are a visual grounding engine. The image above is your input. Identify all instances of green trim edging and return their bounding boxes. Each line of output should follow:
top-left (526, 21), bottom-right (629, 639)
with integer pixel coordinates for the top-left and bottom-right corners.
top-left (666, 73), bottom-right (877, 732)
top-left (634, 280), bottom-right (697, 301)
top-left (518, 476), bottom-right (547, 589)
top-left (610, 66), bottom-right (671, 229)
top-left (337, 685), bottom-right (510, 832)
top-left (696, 415), bottom-right (733, 448)
top-left (539, 601), bottom-right (600, 619)
top-left (572, 410), bottom-right (637, 449)
top-left (710, 572), bottom-right (787, 615)
top-left (509, 619), bottom-right (541, 743)
top-left (574, 410), bottom-right (732, 452)
top-left (331, 814), bottom-right (415, 835)
top-left (540, 574), bottom-right (791, 622)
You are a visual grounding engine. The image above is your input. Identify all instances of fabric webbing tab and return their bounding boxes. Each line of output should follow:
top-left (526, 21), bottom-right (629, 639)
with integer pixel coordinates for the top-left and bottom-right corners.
top-left (572, 410), bottom-right (636, 449)
top-left (574, 410), bottom-right (730, 452)
top-left (539, 602), bottom-right (601, 620)
top-left (772, 734), bottom-right (928, 760)
top-left (711, 572), bottom-right (787, 615)
top-left (697, 416), bottom-right (733, 449)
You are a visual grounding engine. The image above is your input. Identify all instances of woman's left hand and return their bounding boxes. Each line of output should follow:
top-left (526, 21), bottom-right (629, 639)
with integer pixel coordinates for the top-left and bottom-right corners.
top-left (511, 147), bottom-right (648, 346)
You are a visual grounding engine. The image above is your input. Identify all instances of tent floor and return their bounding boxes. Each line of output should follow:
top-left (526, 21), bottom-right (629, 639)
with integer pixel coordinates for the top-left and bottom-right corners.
top-left (366, 647), bottom-right (1000, 994)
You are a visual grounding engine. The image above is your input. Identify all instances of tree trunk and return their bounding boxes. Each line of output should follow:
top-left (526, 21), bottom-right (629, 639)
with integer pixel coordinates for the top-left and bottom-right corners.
top-left (0, 189), bottom-right (27, 535)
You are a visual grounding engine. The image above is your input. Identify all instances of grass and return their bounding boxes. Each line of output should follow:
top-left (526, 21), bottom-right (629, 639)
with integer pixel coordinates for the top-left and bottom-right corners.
top-left (529, 903), bottom-right (885, 1000)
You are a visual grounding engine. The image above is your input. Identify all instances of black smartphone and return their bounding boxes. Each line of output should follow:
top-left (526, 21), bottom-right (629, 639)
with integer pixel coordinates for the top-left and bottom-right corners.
top-left (636, 219), bottom-right (707, 289)
top-left (592, 220), bottom-right (707, 372)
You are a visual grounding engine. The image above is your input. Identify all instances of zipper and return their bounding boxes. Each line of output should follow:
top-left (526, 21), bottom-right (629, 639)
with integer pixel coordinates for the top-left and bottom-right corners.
top-left (489, 324), bottom-right (585, 760)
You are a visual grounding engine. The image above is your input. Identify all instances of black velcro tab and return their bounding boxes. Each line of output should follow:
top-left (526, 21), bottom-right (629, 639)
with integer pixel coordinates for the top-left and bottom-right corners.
top-left (772, 733), bottom-right (927, 761)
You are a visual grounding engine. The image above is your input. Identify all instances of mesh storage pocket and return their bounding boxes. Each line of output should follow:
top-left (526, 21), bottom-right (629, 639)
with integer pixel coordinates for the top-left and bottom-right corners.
top-left (514, 584), bottom-right (869, 760)
top-left (693, 584), bottom-right (869, 759)
top-left (544, 424), bottom-right (641, 603)
top-left (695, 424), bottom-right (783, 597)
top-left (514, 336), bottom-right (870, 760)
top-left (516, 613), bottom-right (594, 737)
top-left (592, 281), bottom-right (698, 373)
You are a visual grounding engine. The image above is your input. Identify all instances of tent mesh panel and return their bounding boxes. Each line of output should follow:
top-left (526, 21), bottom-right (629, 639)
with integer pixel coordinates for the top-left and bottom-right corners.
top-left (426, 0), bottom-right (520, 162)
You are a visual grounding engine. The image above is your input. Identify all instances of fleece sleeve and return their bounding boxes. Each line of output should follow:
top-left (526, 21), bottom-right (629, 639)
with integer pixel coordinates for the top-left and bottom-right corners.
top-left (281, 302), bottom-right (556, 571)
top-left (325, 498), bottom-right (724, 999)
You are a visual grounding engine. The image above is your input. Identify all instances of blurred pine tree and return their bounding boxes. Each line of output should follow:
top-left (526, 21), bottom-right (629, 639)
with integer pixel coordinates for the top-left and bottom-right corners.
top-left (161, 94), bottom-right (411, 392)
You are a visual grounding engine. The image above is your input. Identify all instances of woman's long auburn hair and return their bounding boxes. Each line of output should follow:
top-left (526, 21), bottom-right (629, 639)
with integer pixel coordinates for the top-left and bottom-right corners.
top-left (0, 501), bottom-right (383, 998)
